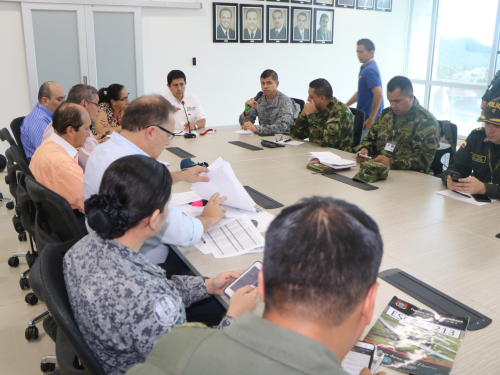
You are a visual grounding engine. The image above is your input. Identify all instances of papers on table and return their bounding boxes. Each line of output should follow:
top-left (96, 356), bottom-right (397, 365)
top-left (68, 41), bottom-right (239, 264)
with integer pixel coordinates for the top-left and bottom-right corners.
top-left (234, 129), bottom-right (254, 134)
top-left (170, 191), bottom-right (202, 207)
top-left (284, 140), bottom-right (304, 146)
top-left (308, 152), bottom-right (356, 169)
top-left (173, 131), bottom-right (199, 136)
top-left (195, 216), bottom-right (265, 258)
top-left (436, 189), bottom-right (497, 206)
top-left (191, 157), bottom-right (257, 212)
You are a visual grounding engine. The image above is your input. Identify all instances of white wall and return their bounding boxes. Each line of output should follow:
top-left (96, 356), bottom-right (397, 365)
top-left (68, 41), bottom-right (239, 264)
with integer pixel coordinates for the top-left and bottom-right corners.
top-left (142, 1), bottom-right (410, 125)
top-left (0, 0), bottom-right (409, 131)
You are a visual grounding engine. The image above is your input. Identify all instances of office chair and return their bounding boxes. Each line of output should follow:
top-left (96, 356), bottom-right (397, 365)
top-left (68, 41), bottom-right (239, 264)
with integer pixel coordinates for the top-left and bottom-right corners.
top-left (10, 116), bottom-right (29, 164)
top-left (0, 128), bottom-right (17, 209)
top-left (350, 107), bottom-right (366, 148)
top-left (37, 245), bottom-right (107, 375)
top-left (0, 127), bottom-right (17, 146)
top-left (431, 120), bottom-right (458, 177)
top-left (285, 98), bottom-right (305, 135)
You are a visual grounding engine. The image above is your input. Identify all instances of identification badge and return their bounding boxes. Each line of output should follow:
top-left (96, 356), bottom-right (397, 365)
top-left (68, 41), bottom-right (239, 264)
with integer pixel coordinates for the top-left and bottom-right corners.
top-left (384, 142), bottom-right (396, 153)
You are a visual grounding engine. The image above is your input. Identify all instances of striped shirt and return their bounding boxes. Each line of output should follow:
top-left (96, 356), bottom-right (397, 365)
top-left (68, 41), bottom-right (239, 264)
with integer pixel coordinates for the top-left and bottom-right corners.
top-left (21, 103), bottom-right (53, 158)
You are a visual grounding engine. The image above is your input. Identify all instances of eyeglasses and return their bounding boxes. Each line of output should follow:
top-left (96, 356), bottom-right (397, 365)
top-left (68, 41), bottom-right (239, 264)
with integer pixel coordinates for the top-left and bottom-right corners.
top-left (116, 96), bottom-right (129, 101)
top-left (147, 124), bottom-right (175, 140)
top-left (86, 100), bottom-right (99, 106)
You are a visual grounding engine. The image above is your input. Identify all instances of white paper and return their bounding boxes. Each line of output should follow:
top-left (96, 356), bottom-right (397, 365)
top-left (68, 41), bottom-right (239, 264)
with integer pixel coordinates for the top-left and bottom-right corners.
top-left (234, 129), bottom-right (254, 134)
top-left (285, 141), bottom-right (304, 146)
top-left (170, 191), bottom-right (202, 207)
top-left (436, 190), bottom-right (497, 206)
top-left (308, 152), bottom-right (355, 169)
top-left (158, 160), bottom-right (171, 167)
top-left (173, 131), bottom-right (199, 136)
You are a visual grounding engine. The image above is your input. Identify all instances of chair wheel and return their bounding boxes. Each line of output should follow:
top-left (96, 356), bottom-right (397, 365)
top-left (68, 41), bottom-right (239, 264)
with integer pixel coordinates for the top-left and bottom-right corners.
top-left (25, 325), bottom-right (39, 340)
top-left (40, 362), bottom-right (55, 372)
top-left (4, 175), bottom-right (10, 185)
top-left (25, 292), bottom-right (38, 305)
top-left (14, 205), bottom-right (21, 216)
top-left (19, 277), bottom-right (30, 290)
top-left (18, 232), bottom-right (27, 241)
top-left (12, 215), bottom-right (23, 233)
top-left (6, 201), bottom-right (14, 209)
top-left (8, 256), bottom-right (19, 267)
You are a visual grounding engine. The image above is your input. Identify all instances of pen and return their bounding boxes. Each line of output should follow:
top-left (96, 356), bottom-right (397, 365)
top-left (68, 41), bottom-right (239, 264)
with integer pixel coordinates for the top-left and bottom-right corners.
top-left (201, 236), bottom-right (206, 244)
top-left (371, 353), bottom-right (385, 374)
top-left (452, 190), bottom-right (471, 198)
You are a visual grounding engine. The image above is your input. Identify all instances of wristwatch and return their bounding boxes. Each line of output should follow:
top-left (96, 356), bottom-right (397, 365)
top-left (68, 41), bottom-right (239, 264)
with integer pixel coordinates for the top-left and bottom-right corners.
top-left (194, 124), bottom-right (198, 130)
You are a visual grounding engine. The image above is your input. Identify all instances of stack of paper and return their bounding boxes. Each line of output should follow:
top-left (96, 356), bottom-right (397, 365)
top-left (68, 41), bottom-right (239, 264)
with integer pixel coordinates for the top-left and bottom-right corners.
top-left (436, 190), bottom-right (497, 206)
top-left (191, 157), bottom-right (257, 212)
top-left (234, 129), bottom-right (254, 135)
top-left (308, 152), bottom-right (355, 169)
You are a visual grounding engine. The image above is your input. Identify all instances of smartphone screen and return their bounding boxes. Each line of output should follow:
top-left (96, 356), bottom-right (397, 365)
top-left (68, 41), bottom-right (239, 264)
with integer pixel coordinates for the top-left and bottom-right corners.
top-left (341, 343), bottom-right (374, 375)
top-left (224, 261), bottom-right (262, 297)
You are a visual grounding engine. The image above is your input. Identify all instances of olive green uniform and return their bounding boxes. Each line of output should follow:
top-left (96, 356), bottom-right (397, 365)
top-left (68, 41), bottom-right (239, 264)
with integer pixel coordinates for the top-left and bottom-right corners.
top-left (442, 127), bottom-right (500, 199)
top-left (289, 98), bottom-right (354, 152)
top-left (354, 97), bottom-right (440, 172)
top-left (126, 313), bottom-right (349, 375)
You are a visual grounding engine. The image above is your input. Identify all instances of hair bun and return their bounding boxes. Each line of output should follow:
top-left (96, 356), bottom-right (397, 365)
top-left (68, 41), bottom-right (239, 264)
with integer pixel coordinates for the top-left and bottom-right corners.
top-left (85, 194), bottom-right (131, 239)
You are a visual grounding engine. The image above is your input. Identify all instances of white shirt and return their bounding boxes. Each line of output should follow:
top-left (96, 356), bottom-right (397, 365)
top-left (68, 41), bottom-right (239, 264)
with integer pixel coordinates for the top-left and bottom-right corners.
top-left (83, 132), bottom-right (204, 264)
top-left (164, 91), bottom-right (206, 131)
top-left (50, 132), bottom-right (78, 162)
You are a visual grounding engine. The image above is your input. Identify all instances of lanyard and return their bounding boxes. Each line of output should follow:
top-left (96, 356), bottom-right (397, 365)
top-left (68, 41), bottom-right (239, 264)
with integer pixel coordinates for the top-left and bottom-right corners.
top-left (488, 148), bottom-right (500, 183)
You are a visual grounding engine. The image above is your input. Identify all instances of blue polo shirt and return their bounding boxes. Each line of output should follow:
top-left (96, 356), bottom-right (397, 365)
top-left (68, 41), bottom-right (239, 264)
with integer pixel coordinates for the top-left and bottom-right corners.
top-left (357, 60), bottom-right (384, 121)
top-left (21, 103), bottom-right (53, 158)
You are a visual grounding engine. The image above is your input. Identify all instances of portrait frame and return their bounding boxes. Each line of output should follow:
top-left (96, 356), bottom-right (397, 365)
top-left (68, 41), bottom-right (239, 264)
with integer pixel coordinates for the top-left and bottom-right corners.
top-left (313, 8), bottom-right (334, 44)
top-left (213, 3), bottom-right (238, 43)
top-left (313, 0), bottom-right (333, 7)
top-left (292, 0), bottom-right (312, 5)
top-left (356, 0), bottom-right (374, 10)
top-left (266, 6), bottom-right (290, 43)
top-left (291, 7), bottom-right (312, 44)
top-left (375, 0), bottom-right (392, 12)
top-left (240, 5), bottom-right (264, 43)
top-left (335, 0), bottom-right (354, 8)
top-left (267, 0), bottom-right (289, 4)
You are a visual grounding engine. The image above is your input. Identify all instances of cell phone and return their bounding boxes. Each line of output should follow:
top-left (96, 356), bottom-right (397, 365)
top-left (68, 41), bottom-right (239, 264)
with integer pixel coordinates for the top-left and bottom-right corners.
top-left (224, 261), bottom-right (262, 298)
top-left (341, 341), bottom-right (375, 375)
top-left (472, 194), bottom-right (491, 203)
top-left (358, 154), bottom-right (372, 160)
top-left (448, 171), bottom-right (463, 182)
top-left (104, 130), bottom-right (110, 135)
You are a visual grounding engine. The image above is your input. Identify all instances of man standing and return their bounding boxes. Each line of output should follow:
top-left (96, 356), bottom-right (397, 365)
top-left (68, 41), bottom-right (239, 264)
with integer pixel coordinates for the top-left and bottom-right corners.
top-left (243, 9), bottom-right (261, 40)
top-left (165, 70), bottom-right (206, 132)
top-left (289, 79), bottom-right (354, 151)
top-left (346, 39), bottom-right (384, 143)
top-left (239, 69), bottom-right (294, 136)
top-left (21, 81), bottom-right (65, 158)
top-left (30, 103), bottom-right (89, 213)
top-left (442, 97), bottom-right (500, 199)
top-left (126, 197), bottom-right (384, 375)
top-left (316, 13), bottom-right (332, 41)
top-left (293, 12), bottom-right (309, 41)
top-left (216, 8), bottom-right (236, 39)
top-left (270, 10), bottom-right (287, 40)
top-left (355, 76), bottom-right (439, 173)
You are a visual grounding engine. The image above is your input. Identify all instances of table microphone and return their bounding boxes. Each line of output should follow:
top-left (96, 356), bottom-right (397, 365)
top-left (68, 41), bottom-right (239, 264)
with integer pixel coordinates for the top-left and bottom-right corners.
top-left (182, 101), bottom-right (196, 138)
top-left (245, 91), bottom-right (263, 111)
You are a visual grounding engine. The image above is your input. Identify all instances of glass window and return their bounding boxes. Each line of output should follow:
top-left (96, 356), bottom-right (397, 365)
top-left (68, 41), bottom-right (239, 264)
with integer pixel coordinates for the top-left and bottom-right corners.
top-left (407, 0), bottom-right (433, 80)
top-left (431, 0), bottom-right (498, 85)
top-left (412, 83), bottom-right (427, 105)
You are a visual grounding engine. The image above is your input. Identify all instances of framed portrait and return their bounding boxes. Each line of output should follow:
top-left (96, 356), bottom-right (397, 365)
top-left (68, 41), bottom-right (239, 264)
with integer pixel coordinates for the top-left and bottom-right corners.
top-left (313, 9), bottom-right (333, 44)
top-left (292, 0), bottom-right (312, 5)
top-left (335, 0), bottom-right (354, 8)
top-left (267, 0), bottom-right (289, 4)
top-left (375, 0), bottom-right (392, 12)
top-left (213, 3), bottom-right (238, 43)
top-left (356, 0), bottom-right (374, 10)
top-left (291, 7), bottom-right (312, 43)
top-left (313, 0), bottom-right (333, 7)
top-left (240, 5), bottom-right (264, 43)
top-left (267, 6), bottom-right (289, 43)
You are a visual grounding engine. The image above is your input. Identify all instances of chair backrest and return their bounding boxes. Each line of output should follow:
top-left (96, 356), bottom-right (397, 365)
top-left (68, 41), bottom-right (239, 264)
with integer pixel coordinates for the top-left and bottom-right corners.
top-left (431, 120), bottom-right (458, 177)
top-left (290, 98), bottom-right (305, 115)
top-left (5, 148), bottom-right (20, 200)
top-left (10, 116), bottom-right (28, 164)
top-left (350, 107), bottom-right (366, 148)
top-left (9, 144), bottom-right (33, 178)
top-left (0, 128), bottom-right (17, 146)
top-left (16, 172), bottom-right (36, 237)
top-left (25, 175), bottom-right (86, 253)
top-left (39, 245), bottom-right (106, 375)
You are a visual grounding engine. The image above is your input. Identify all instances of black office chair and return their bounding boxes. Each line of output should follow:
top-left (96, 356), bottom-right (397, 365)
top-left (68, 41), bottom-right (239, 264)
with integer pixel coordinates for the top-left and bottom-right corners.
top-left (10, 116), bottom-right (29, 164)
top-left (290, 98), bottom-right (305, 114)
top-left (350, 107), bottom-right (366, 149)
top-left (284, 98), bottom-right (306, 135)
top-left (37, 245), bottom-right (106, 375)
top-left (0, 127), bottom-right (17, 146)
top-left (431, 120), bottom-right (458, 177)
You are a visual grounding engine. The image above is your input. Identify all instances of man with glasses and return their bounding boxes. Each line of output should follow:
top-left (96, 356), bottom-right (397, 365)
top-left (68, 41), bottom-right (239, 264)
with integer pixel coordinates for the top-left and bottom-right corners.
top-left (42, 84), bottom-right (106, 171)
top-left (84, 95), bottom-right (227, 265)
top-left (442, 97), bottom-right (500, 199)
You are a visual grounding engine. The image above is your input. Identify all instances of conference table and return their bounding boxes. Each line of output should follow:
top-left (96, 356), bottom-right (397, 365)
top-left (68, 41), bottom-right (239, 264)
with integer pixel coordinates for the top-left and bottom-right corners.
top-left (157, 126), bottom-right (500, 374)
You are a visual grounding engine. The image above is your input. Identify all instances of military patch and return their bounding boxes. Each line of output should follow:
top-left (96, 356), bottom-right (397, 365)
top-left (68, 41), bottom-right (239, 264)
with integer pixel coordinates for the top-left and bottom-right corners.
top-left (154, 295), bottom-right (179, 327)
top-left (461, 141), bottom-right (467, 148)
top-left (485, 138), bottom-right (489, 142)
top-left (472, 153), bottom-right (486, 163)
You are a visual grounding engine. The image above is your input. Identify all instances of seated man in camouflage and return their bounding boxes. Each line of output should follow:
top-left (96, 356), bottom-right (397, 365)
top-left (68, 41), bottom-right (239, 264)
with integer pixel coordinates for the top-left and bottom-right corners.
top-left (289, 78), bottom-right (354, 151)
top-left (355, 76), bottom-right (440, 172)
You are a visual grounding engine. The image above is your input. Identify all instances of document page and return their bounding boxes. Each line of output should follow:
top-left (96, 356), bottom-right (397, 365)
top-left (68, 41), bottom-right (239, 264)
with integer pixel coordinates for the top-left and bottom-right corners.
top-left (170, 191), bottom-right (202, 207)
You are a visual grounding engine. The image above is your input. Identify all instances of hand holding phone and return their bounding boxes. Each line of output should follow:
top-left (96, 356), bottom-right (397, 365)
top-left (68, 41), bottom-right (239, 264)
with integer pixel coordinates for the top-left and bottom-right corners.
top-left (448, 171), bottom-right (463, 182)
top-left (358, 154), bottom-right (372, 160)
top-left (224, 261), bottom-right (262, 298)
top-left (341, 342), bottom-right (375, 375)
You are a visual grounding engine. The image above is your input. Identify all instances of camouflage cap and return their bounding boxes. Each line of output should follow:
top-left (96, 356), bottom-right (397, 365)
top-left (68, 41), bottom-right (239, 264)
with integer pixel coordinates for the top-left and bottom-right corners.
top-left (478, 97), bottom-right (500, 125)
top-left (353, 161), bottom-right (389, 183)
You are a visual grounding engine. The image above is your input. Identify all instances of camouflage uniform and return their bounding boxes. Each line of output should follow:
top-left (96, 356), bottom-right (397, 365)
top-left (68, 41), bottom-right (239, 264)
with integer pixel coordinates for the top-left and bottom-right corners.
top-left (441, 127), bottom-right (500, 199)
top-left (238, 91), bottom-right (294, 136)
top-left (353, 161), bottom-right (389, 183)
top-left (354, 97), bottom-right (440, 173)
top-left (63, 232), bottom-right (233, 375)
top-left (289, 98), bottom-right (354, 151)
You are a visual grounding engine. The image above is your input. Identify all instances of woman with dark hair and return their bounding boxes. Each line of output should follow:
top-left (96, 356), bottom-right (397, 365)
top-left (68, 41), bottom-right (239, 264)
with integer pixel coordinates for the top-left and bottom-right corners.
top-left (92, 83), bottom-right (129, 135)
top-left (63, 155), bottom-right (257, 375)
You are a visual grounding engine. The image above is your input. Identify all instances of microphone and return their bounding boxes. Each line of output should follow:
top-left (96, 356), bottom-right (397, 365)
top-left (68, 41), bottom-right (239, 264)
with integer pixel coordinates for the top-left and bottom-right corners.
top-left (181, 101), bottom-right (196, 138)
top-left (245, 91), bottom-right (263, 112)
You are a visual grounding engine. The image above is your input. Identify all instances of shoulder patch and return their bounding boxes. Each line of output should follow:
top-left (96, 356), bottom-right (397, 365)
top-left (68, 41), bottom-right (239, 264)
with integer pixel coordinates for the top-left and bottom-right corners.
top-left (154, 295), bottom-right (180, 327)
top-left (461, 141), bottom-right (467, 148)
top-left (472, 127), bottom-right (485, 133)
